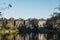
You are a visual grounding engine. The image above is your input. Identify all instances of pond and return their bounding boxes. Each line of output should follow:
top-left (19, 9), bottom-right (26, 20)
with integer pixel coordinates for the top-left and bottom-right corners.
top-left (0, 31), bottom-right (58, 40)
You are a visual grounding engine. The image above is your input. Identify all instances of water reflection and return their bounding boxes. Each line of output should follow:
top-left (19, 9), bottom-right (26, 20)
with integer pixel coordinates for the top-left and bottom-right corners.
top-left (0, 33), bottom-right (16, 40)
top-left (0, 32), bottom-right (57, 40)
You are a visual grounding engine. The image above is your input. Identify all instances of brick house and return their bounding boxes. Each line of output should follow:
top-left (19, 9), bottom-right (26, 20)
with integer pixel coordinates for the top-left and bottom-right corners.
top-left (38, 19), bottom-right (46, 27)
top-left (15, 18), bottom-right (24, 28)
top-left (7, 17), bottom-right (15, 26)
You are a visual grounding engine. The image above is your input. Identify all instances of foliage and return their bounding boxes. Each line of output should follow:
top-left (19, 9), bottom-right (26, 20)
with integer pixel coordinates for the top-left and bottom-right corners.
top-left (19, 23), bottom-right (25, 29)
top-left (6, 24), bottom-right (15, 29)
top-left (5, 34), bottom-right (14, 40)
top-left (0, 26), bottom-right (2, 30)
top-left (32, 18), bottom-right (39, 26)
top-left (46, 8), bottom-right (60, 30)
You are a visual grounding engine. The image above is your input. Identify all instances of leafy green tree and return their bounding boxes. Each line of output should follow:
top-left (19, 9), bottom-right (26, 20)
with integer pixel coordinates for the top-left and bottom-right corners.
top-left (0, 26), bottom-right (2, 30)
top-left (32, 18), bottom-right (39, 27)
top-left (6, 24), bottom-right (15, 29)
top-left (46, 5), bottom-right (60, 30)
top-left (19, 23), bottom-right (25, 29)
top-left (56, 20), bottom-right (60, 30)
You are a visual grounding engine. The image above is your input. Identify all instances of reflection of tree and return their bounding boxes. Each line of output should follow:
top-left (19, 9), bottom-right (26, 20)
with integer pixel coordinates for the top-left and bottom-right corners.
top-left (5, 34), bottom-right (15, 40)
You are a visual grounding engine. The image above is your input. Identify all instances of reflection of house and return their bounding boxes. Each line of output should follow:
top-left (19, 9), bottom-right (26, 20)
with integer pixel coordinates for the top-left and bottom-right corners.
top-left (38, 33), bottom-right (47, 40)
top-left (47, 33), bottom-right (57, 40)
top-left (7, 17), bottom-right (15, 25)
top-left (38, 19), bottom-right (46, 27)
top-left (15, 34), bottom-right (20, 40)
top-left (25, 35), bottom-right (29, 40)
top-left (15, 18), bottom-right (24, 28)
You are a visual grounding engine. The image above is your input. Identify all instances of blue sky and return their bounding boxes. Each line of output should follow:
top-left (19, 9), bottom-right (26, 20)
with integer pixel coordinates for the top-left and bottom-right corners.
top-left (0, 0), bottom-right (60, 19)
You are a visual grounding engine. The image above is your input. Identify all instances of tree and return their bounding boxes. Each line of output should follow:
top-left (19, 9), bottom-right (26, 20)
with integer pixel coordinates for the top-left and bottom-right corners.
top-left (46, 5), bottom-right (60, 30)
top-left (32, 18), bottom-right (39, 27)
top-left (0, 26), bottom-right (2, 30)
top-left (6, 24), bottom-right (15, 29)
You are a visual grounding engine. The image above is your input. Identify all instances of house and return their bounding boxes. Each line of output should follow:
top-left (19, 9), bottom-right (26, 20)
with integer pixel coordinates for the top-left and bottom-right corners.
top-left (15, 18), bottom-right (24, 28)
top-left (38, 19), bottom-right (46, 27)
top-left (7, 17), bottom-right (15, 25)
top-left (25, 20), bottom-right (30, 26)
top-left (25, 18), bottom-right (34, 29)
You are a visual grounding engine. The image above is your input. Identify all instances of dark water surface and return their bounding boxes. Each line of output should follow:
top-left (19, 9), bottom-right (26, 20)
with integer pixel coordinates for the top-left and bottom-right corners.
top-left (0, 32), bottom-right (57, 40)
top-left (0, 27), bottom-right (58, 40)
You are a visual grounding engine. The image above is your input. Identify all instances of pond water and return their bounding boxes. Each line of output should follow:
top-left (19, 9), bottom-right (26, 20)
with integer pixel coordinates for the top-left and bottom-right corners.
top-left (0, 32), bottom-right (57, 40)
top-left (0, 27), bottom-right (58, 40)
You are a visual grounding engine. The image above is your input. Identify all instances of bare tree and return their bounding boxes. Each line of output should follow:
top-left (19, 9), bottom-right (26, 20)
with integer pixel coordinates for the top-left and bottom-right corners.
top-left (0, 2), bottom-right (12, 18)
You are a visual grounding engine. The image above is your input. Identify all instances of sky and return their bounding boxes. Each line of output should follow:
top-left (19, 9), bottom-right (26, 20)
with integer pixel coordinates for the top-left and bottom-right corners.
top-left (0, 0), bottom-right (60, 19)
